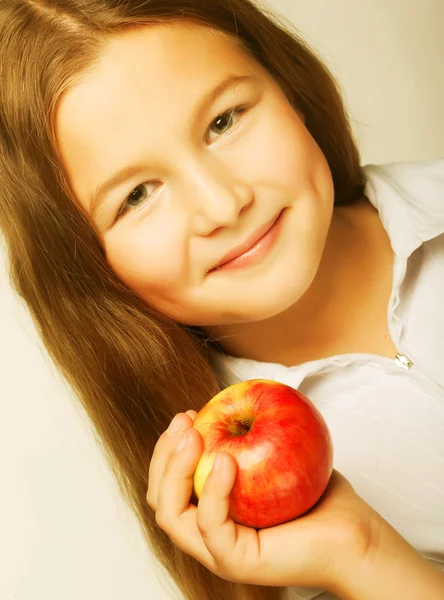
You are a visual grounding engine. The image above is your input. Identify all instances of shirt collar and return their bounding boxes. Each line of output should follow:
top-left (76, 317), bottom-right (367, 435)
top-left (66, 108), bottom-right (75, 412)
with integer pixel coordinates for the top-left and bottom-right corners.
top-left (364, 159), bottom-right (444, 259)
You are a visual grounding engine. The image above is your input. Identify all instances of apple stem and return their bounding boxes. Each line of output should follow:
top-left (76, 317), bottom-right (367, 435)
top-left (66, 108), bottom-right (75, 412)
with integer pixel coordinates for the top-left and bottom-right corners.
top-left (228, 418), bottom-right (253, 437)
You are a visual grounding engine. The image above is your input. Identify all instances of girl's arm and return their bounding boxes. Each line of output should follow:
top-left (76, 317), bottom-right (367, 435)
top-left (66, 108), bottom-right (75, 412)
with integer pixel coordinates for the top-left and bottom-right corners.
top-left (333, 518), bottom-right (444, 600)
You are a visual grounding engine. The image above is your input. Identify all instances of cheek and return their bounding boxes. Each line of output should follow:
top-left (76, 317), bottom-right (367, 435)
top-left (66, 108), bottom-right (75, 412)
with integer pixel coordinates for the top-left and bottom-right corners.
top-left (242, 108), bottom-right (327, 191)
top-left (105, 219), bottom-right (187, 293)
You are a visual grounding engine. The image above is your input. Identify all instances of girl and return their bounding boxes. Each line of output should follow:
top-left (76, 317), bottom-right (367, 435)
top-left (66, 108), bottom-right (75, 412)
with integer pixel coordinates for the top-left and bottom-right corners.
top-left (1, 1), bottom-right (443, 599)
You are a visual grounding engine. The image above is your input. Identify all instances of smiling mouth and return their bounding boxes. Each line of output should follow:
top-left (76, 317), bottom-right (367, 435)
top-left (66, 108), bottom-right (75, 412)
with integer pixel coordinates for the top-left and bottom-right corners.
top-left (207, 208), bottom-right (286, 274)
top-left (209, 210), bottom-right (283, 272)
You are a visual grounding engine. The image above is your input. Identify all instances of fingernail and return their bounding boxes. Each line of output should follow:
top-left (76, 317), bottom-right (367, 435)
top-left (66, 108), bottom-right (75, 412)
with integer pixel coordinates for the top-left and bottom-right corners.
top-left (212, 452), bottom-right (223, 472)
top-left (174, 431), bottom-right (188, 452)
top-left (167, 414), bottom-right (183, 435)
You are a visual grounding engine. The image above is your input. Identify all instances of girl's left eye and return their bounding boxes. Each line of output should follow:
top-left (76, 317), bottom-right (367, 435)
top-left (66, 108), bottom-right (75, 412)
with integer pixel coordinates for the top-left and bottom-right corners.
top-left (207, 105), bottom-right (248, 143)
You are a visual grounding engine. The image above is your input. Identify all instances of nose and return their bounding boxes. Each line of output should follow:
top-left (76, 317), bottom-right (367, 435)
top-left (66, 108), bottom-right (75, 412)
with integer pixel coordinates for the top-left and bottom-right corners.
top-left (180, 154), bottom-right (254, 235)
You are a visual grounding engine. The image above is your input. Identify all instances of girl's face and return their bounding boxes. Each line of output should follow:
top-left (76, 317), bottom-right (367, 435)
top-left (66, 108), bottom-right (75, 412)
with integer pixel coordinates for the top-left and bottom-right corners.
top-left (56, 23), bottom-right (334, 326)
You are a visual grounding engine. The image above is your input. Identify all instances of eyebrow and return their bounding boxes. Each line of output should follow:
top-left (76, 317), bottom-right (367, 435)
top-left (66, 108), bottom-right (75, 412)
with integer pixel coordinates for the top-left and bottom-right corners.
top-left (89, 73), bottom-right (257, 222)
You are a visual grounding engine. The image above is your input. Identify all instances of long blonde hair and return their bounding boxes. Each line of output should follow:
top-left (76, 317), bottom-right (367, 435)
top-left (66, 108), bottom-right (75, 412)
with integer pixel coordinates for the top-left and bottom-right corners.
top-left (0, 1), bottom-right (364, 598)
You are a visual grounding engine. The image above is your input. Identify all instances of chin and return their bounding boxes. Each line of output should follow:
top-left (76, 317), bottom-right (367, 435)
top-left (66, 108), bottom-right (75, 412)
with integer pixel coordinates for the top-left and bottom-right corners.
top-left (237, 262), bottom-right (319, 324)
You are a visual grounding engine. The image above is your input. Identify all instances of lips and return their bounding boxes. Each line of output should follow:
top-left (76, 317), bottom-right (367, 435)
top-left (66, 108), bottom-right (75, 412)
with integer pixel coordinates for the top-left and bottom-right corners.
top-left (210, 211), bottom-right (283, 271)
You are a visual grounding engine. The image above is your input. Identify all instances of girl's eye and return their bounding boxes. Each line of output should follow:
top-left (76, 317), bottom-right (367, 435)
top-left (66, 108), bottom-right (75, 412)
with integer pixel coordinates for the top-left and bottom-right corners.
top-left (207, 105), bottom-right (248, 143)
top-left (116, 181), bottom-right (158, 221)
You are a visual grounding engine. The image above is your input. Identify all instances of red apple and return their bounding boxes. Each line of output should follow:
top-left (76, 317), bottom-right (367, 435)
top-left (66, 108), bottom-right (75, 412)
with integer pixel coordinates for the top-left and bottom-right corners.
top-left (192, 379), bottom-right (333, 529)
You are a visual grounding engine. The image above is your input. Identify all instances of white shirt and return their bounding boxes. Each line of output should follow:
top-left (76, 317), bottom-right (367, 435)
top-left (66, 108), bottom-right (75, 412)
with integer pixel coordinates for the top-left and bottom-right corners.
top-left (209, 160), bottom-right (444, 599)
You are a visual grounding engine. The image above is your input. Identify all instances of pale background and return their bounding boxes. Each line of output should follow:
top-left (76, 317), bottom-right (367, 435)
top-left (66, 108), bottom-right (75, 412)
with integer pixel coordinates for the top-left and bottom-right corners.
top-left (1, 1), bottom-right (443, 599)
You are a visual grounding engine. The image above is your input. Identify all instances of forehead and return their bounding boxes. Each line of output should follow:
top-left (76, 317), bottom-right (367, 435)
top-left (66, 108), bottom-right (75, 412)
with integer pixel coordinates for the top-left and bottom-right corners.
top-left (99, 22), bottom-right (254, 79)
top-left (57, 22), bottom-right (258, 123)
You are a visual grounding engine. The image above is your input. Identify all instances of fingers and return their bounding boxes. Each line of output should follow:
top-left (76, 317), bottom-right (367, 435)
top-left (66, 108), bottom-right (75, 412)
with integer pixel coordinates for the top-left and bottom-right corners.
top-left (154, 425), bottom-right (221, 571)
top-left (195, 452), bottom-right (242, 568)
top-left (146, 412), bottom-right (195, 511)
top-left (194, 452), bottom-right (259, 581)
top-left (156, 426), bottom-right (204, 530)
top-left (185, 409), bottom-right (197, 421)
top-left (157, 442), bottom-right (257, 580)
top-left (148, 419), bottom-right (261, 581)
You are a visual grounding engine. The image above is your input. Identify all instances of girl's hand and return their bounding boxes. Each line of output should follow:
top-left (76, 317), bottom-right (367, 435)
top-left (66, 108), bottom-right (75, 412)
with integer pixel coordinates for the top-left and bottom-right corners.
top-left (146, 411), bottom-right (382, 592)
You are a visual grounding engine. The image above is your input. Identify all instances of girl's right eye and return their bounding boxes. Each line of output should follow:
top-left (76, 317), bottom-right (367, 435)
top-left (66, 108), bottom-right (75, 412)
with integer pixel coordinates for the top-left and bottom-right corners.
top-left (115, 181), bottom-right (159, 221)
